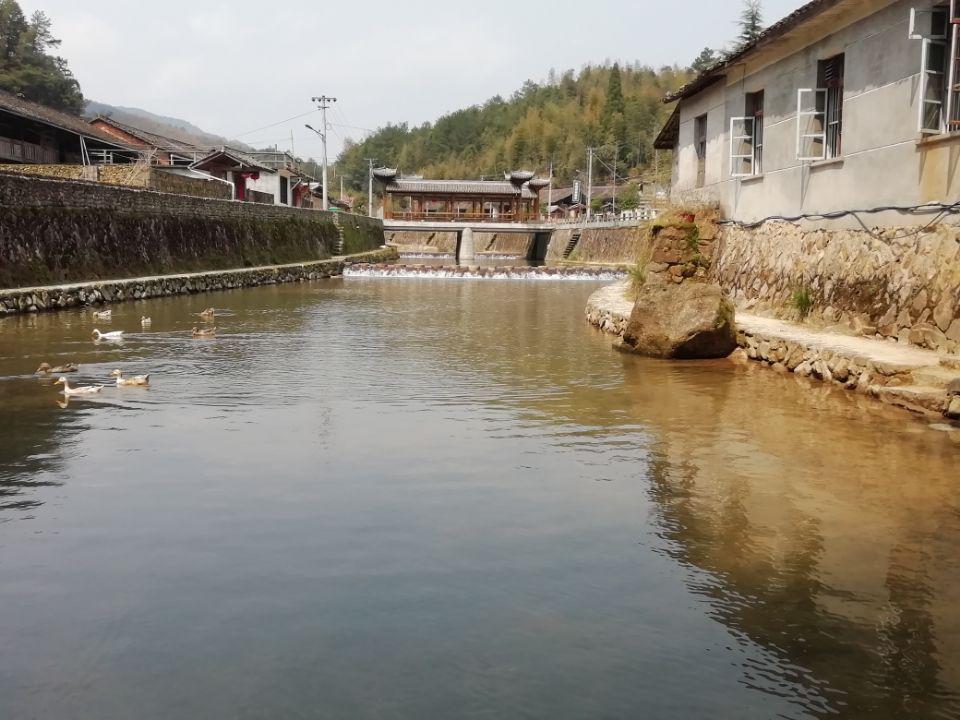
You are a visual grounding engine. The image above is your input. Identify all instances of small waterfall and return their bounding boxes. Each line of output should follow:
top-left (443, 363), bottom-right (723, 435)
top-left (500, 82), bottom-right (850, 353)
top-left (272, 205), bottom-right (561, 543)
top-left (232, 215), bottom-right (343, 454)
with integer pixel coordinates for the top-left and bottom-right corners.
top-left (344, 264), bottom-right (627, 281)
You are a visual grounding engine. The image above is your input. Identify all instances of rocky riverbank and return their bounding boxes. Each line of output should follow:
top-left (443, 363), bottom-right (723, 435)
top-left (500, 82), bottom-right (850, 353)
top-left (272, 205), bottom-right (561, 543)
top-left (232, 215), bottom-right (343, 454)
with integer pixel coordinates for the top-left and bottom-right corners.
top-left (586, 281), bottom-right (960, 421)
top-left (0, 247), bottom-right (397, 316)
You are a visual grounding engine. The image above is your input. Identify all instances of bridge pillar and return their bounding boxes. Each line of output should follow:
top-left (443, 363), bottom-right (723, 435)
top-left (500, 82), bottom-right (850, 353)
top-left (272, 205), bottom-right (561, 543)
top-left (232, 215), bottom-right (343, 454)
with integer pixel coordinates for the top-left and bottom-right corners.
top-left (458, 227), bottom-right (475, 262)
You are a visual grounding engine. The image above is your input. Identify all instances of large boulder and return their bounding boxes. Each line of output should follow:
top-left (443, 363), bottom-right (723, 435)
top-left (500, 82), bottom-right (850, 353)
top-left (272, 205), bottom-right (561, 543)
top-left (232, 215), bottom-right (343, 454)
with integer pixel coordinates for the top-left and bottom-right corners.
top-left (615, 281), bottom-right (737, 359)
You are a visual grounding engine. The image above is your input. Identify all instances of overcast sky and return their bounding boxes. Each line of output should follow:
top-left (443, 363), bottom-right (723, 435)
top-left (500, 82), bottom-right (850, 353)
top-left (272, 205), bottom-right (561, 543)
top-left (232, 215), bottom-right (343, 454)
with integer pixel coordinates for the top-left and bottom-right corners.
top-left (19, 0), bottom-right (804, 161)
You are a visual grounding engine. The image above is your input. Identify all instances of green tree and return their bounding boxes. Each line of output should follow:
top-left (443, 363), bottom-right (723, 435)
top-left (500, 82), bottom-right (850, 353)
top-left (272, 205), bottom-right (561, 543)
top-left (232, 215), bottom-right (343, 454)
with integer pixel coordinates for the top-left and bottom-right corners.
top-left (736, 0), bottom-right (764, 48)
top-left (690, 47), bottom-right (719, 74)
top-left (618, 181), bottom-right (641, 210)
top-left (332, 62), bottom-right (691, 189)
top-left (0, 1), bottom-right (84, 114)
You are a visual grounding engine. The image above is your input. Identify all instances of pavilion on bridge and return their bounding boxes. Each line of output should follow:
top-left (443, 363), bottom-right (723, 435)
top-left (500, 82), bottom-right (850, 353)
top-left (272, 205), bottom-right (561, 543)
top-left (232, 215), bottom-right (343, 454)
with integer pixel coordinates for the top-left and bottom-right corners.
top-left (375, 168), bottom-right (548, 222)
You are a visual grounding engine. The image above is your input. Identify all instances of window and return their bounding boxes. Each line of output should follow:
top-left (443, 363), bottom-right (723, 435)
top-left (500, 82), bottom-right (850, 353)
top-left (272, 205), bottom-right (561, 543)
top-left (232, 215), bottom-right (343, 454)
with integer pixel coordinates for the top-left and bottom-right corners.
top-left (695, 113), bottom-right (708, 187)
top-left (912, 4), bottom-right (960, 134)
top-left (796, 54), bottom-right (844, 160)
top-left (819, 54), bottom-right (844, 157)
top-left (730, 91), bottom-right (764, 177)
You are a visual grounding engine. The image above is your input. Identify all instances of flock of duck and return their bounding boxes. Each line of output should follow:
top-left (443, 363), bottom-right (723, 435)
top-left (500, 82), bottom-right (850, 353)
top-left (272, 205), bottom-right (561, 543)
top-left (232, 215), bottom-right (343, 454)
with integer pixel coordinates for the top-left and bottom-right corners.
top-left (36, 306), bottom-right (219, 398)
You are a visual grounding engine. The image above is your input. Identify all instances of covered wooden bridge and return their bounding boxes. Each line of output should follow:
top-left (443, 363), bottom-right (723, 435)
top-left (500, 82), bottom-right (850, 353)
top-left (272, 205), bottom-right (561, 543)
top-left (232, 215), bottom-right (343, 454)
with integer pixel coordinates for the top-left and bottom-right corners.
top-left (375, 169), bottom-right (549, 223)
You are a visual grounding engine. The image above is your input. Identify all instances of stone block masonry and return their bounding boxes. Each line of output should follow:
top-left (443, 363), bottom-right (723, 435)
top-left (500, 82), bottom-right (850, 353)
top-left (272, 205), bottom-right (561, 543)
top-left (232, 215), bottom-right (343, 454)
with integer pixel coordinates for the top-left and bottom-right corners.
top-left (0, 247), bottom-right (398, 316)
top-left (713, 222), bottom-right (960, 354)
top-left (0, 171), bottom-right (385, 288)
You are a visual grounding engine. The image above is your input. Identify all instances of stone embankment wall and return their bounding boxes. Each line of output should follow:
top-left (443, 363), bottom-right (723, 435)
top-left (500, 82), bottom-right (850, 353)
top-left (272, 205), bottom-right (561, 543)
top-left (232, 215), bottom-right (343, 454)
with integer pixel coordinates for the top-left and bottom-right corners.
top-left (474, 232), bottom-right (534, 256)
top-left (0, 163), bottom-right (231, 199)
top-left (0, 247), bottom-right (398, 316)
top-left (544, 221), bottom-right (718, 267)
top-left (336, 213), bottom-right (387, 255)
top-left (567, 226), bottom-right (645, 265)
top-left (0, 171), bottom-right (383, 288)
top-left (386, 230), bottom-right (457, 255)
top-left (713, 222), bottom-right (960, 354)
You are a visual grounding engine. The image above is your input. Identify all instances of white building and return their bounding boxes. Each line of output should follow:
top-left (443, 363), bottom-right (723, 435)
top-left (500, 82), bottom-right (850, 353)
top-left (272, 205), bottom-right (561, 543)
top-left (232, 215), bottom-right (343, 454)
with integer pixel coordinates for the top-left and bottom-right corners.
top-left (654, 0), bottom-right (960, 226)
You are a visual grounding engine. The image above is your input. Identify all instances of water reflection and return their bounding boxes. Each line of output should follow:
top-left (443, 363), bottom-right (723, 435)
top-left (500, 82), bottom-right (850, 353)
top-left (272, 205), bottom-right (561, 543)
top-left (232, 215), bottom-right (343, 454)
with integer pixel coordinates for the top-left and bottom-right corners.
top-left (628, 360), bottom-right (960, 719)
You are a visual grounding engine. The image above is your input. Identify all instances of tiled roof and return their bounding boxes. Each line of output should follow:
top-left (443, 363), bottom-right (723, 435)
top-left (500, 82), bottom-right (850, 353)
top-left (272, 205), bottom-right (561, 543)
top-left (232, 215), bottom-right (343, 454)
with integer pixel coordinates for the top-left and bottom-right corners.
top-left (664, 0), bottom-right (841, 103)
top-left (385, 178), bottom-right (539, 199)
top-left (0, 88), bottom-right (133, 148)
top-left (91, 115), bottom-right (201, 155)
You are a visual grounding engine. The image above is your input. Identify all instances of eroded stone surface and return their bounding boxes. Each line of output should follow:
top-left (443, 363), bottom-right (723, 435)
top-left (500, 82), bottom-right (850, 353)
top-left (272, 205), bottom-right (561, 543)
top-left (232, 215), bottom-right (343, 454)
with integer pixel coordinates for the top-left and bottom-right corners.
top-left (616, 281), bottom-right (736, 359)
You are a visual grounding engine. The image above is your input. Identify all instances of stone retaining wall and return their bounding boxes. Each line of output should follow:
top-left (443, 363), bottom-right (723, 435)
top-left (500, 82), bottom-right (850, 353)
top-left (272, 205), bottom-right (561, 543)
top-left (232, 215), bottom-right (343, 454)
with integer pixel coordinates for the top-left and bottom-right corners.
top-left (713, 222), bottom-right (960, 354)
top-left (0, 164), bottom-right (231, 199)
top-left (386, 230), bottom-right (457, 255)
top-left (0, 171), bottom-right (384, 288)
top-left (0, 247), bottom-right (398, 316)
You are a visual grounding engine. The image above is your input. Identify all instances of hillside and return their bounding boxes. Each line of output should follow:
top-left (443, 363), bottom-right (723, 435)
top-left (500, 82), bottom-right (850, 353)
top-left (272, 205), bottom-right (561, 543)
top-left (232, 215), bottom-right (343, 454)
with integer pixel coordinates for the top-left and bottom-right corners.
top-left (334, 63), bottom-right (691, 193)
top-left (84, 101), bottom-right (251, 150)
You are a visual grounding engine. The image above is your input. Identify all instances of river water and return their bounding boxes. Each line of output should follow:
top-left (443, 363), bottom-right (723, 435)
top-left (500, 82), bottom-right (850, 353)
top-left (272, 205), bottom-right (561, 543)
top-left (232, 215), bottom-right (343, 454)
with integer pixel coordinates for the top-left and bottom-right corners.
top-left (1, 277), bottom-right (959, 719)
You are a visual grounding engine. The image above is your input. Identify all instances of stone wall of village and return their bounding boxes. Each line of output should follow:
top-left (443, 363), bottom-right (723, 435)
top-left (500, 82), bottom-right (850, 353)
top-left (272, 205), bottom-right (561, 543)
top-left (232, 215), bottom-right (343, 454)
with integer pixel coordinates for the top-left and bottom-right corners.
top-left (0, 171), bottom-right (384, 288)
top-left (0, 163), bottom-right (231, 199)
top-left (712, 222), bottom-right (960, 354)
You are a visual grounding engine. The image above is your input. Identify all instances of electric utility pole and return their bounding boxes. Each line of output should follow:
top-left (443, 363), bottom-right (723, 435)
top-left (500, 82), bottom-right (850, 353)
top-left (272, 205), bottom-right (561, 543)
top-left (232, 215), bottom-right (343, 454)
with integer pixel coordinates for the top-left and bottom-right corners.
top-left (586, 147), bottom-right (594, 220)
top-left (547, 160), bottom-right (553, 221)
top-left (612, 151), bottom-right (617, 216)
top-left (366, 158), bottom-right (376, 218)
top-left (310, 95), bottom-right (337, 210)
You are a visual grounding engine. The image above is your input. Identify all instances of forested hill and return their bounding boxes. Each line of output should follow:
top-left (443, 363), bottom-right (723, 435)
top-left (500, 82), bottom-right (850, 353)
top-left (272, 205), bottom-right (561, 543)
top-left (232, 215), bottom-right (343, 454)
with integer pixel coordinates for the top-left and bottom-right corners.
top-left (335, 63), bottom-right (691, 192)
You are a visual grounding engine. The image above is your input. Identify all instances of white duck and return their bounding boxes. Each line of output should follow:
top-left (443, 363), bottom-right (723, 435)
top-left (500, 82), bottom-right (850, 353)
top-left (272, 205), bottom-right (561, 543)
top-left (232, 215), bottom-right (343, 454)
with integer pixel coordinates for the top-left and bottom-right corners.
top-left (141, 316), bottom-right (152, 327)
top-left (110, 369), bottom-right (150, 387)
top-left (92, 309), bottom-right (112, 320)
top-left (55, 377), bottom-right (104, 396)
top-left (91, 328), bottom-right (124, 340)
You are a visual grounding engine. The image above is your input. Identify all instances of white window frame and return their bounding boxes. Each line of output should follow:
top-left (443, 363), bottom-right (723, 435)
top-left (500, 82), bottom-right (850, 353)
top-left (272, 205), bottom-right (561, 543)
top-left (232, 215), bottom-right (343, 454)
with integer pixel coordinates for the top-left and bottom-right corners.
top-left (910, 7), bottom-right (948, 39)
top-left (920, 36), bottom-right (948, 132)
top-left (729, 116), bottom-right (756, 177)
top-left (912, 5), bottom-right (960, 134)
top-left (796, 88), bottom-right (827, 161)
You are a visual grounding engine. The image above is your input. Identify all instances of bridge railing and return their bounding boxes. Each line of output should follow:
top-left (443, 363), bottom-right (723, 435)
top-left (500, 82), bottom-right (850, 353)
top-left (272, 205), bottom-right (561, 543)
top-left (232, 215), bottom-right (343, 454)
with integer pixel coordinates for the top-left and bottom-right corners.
top-left (387, 211), bottom-right (535, 223)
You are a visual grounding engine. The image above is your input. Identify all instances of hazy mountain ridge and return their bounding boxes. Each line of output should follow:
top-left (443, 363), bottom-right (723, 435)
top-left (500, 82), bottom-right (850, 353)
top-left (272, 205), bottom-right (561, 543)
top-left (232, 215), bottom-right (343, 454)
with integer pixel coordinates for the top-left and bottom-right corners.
top-left (84, 101), bottom-right (251, 150)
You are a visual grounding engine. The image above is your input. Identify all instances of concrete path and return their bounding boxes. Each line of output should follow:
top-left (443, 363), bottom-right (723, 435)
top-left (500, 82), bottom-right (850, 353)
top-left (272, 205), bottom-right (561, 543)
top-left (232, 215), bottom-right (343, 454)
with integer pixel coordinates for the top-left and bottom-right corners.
top-left (0, 249), bottom-right (389, 296)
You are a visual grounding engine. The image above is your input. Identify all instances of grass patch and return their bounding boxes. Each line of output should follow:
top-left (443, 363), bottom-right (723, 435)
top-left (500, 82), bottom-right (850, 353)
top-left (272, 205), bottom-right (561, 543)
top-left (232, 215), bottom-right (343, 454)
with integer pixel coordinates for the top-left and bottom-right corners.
top-left (792, 287), bottom-right (814, 318)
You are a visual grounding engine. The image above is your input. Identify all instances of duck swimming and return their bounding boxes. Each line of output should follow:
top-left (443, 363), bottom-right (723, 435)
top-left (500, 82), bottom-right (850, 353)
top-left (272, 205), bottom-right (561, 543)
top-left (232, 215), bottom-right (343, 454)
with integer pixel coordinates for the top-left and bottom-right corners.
top-left (55, 377), bottom-right (104, 396)
top-left (36, 362), bottom-right (78, 374)
top-left (197, 308), bottom-right (215, 319)
top-left (110, 369), bottom-right (150, 386)
top-left (91, 328), bottom-right (124, 340)
top-left (191, 326), bottom-right (216, 338)
top-left (92, 309), bottom-right (112, 320)
top-left (141, 316), bottom-right (152, 327)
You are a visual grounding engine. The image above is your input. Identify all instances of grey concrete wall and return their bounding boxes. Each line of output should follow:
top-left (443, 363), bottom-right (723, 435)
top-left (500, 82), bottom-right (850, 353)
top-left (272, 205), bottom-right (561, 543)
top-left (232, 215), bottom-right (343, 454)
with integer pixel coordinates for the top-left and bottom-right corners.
top-left (670, 0), bottom-right (960, 227)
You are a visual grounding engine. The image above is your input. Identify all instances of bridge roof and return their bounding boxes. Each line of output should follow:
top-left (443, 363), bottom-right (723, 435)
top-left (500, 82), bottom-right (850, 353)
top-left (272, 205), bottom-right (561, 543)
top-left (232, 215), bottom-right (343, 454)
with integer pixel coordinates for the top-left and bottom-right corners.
top-left (385, 178), bottom-right (538, 199)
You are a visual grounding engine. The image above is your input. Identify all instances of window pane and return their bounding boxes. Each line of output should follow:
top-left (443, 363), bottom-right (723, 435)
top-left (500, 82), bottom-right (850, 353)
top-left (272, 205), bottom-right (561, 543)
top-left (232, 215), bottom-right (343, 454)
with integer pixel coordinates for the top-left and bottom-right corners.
top-left (927, 41), bottom-right (947, 72)
top-left (924, 101), bottom-right (943, 131)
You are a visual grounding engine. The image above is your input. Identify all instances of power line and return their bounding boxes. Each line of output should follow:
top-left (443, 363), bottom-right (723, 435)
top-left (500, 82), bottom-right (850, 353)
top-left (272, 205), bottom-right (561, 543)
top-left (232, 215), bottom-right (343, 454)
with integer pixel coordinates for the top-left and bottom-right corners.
top-left (231, 109), bottom-right (318, 138)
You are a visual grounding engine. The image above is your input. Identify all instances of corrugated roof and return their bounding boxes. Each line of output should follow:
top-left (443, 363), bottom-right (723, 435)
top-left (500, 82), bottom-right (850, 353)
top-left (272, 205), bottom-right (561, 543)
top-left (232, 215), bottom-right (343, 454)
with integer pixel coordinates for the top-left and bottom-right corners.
top-left (664, 0), bottom-right (842, 103)
top-left (0, 88), bottom-right (133, 148)
top-left (386, 179), bottom-right (538, 198)
top-left (191, 146), bottom-right (275, 173)
top-left (653, 106), bottom-right (680, 149)
top-left (91, 115), bottom-right (201, 155)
